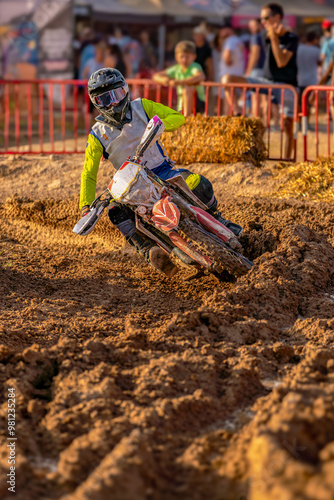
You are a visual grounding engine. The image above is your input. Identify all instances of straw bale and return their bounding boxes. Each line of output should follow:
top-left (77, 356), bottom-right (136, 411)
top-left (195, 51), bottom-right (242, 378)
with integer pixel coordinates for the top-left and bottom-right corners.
top-left (162, 115), bottom-right (267, 167)
top-left (275, 157), bottom-right (334, 201)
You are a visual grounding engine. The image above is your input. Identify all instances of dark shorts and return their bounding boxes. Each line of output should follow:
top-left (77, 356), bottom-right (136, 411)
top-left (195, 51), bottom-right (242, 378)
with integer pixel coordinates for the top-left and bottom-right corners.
top-left (246, 76), bottom-right (298, 118)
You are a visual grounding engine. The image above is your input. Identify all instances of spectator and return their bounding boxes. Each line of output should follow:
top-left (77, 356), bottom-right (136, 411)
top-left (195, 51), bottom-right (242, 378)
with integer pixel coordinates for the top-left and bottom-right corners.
top-left (318, 22), bottom-right (334, 123)
top-left (211, 32), bottom-right (224, 111)
top-left (82, 41), bottom-right (105, 79)
top-left (218, 22), bottom-right (245, 82)
top-left (200, 21), bottom-right (215, 45)
top-left (245, 18), bottom-right (265, 78)
top-left (82, 40), bottom-right (106, 80)
top-left (320, 20), bottom-right (334, 73)
top-left (78, 27), bottom-right (96, 80)
top-left (298, 32), bottom-right (322, 122)
top-left (82, 40), bottom-right (106, 118)
top-left (222, 3), bottom-right (298, 159)
top-left (212, 32), bottom-right (223, 84)
top-left (318, 53), bottom-right (334, 86)
top-left (218, 22), bottom-right (245, 114)
top-left (297, 31), bottom-right (321, 103)
top-left (193, 24), bottom-right (214, 81)
top-left (165, 38), bottom-right (175, 67)
top-left (113, 28), bottom-right (131, 53)
top-left (240, 33), bottom-right (251, 71)
top-left (112, 28), bottom-right (142, 77)
top-left (153, 40), bottom-right (205, 116)
top-left (245, 18), bottom-right (267, 121)
top-left (104, 43), bottom-right (128, 77)
top-left (316, 48), bottom-right (334, 124)
top-left (139, 30), bottom-right (157, 70)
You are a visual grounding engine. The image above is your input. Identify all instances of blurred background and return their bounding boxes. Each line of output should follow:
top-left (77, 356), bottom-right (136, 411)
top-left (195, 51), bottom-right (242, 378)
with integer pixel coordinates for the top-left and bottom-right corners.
top-left (1, 0), bottom-right (334, 82)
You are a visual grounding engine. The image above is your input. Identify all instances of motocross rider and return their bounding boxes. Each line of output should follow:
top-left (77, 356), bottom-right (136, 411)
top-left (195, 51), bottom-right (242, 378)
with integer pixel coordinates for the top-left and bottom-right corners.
top-left (80, 67), bottom-right (243, 277)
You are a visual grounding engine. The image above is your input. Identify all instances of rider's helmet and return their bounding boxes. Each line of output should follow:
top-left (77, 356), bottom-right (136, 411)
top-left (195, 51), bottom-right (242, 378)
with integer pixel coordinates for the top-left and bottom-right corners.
top-left (88, 68), bottom-right (131, 128)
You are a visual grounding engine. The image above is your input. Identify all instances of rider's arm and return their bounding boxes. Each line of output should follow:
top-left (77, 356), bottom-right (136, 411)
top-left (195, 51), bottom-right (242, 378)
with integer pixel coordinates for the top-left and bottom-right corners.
top-left (79, 133), bottom-right (103, 210)
top-left (319, 57), bottom-right (334, 85)
top-left (142, 98), bottom-right (185, 131)
top-left (152, 65), bottom-right (177, 86)
top-left (152, 69), bottom-right (171, 86)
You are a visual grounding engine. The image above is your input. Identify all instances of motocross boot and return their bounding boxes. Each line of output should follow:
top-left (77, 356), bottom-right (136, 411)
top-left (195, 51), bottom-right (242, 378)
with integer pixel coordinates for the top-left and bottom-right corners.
top-left (211, 209), bottom-right (243, 236)
top-left (128, 232), bottom-right (179, 278)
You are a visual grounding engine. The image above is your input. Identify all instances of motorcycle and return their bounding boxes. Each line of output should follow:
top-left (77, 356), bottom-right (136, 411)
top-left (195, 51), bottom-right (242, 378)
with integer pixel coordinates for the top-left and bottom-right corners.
top-left (73, 115), bottom-right (253, 281)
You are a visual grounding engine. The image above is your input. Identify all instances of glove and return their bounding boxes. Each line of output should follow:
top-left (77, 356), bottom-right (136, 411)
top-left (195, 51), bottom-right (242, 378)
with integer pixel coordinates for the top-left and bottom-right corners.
top-left (81, 205), bottom-right (90, 217)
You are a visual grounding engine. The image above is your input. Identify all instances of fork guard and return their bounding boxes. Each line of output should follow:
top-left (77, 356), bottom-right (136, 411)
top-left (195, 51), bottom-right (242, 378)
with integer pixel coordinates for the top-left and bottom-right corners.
top-left (189, 206), bottom-right (235, 243)
top-left (169, 231), bottom-right (212, 268)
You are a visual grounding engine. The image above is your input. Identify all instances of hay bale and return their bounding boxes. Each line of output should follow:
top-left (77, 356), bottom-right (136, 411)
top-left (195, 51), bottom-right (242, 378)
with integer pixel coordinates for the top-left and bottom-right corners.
top-left (162, 115), bottom-right (267, 167)
top-left (275, 157), bottom-right (334, 201)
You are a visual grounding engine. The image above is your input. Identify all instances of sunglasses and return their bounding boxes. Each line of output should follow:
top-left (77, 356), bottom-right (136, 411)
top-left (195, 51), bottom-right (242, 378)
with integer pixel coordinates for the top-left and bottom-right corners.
top-left (261, 14), bottom-right (273, 21)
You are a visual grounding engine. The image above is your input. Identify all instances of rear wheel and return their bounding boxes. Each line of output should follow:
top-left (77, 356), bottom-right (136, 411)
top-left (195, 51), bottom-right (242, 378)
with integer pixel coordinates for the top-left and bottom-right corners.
top-left (179, 219), bottom-right (253, 278)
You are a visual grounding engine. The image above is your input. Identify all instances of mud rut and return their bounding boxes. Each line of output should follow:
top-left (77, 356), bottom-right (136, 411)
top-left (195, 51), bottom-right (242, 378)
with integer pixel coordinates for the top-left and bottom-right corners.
top-left (1, 156), bottom-right (334, 500)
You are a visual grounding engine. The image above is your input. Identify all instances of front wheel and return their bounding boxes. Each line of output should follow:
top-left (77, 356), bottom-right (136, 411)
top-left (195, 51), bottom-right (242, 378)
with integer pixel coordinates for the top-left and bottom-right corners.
top-left (179, 219), bottom-right (253, 278)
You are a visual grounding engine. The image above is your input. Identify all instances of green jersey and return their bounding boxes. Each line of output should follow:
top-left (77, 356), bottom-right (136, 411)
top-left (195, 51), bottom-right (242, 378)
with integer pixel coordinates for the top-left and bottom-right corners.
top-left (166, 62), bottom-right (205, 112)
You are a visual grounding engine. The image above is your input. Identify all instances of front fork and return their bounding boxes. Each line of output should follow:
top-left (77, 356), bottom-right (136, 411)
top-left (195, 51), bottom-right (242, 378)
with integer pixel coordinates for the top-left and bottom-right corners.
top-left (135, 215), bottom-right (173, 253)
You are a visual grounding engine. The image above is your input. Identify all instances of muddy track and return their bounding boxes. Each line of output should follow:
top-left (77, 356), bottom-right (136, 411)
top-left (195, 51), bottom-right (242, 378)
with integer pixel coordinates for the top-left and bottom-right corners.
top-left (1, 156), bottom-right (334, 500)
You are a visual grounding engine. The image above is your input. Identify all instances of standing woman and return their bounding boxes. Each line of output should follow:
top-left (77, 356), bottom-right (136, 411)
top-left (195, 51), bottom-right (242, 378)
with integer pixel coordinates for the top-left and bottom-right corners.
top-left (104, 44), bottom-right (129, 78)
top-left (212, 32), bottom-right (224, 114)
top-left (245, 18), bottom-right (267, 122)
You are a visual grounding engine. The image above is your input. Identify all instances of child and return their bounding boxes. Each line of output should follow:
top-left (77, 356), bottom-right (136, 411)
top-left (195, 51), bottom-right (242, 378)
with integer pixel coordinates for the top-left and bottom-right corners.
top-left (80, 68), bottom-right (242, 277)
top-left (153, 41), bottom-right (206, 116)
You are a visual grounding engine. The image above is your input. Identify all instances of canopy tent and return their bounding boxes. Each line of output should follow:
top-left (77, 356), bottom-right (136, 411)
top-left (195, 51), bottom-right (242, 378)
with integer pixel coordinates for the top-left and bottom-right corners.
top-left (0, 0), bottom-right (36, 24)
top-left (232, 1), bottom-right (260, 17)
top-left (77, 0), bottom-right (334, 20)
top-left (77, 0), bottom-right (219, 18)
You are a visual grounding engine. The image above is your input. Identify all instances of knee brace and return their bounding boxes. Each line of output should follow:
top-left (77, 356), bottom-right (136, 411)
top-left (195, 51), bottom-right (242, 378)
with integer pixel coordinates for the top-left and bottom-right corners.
top-left (180, 171), bottom-right (217, 211)
top-left (108, 202), bottom-right (136, 239)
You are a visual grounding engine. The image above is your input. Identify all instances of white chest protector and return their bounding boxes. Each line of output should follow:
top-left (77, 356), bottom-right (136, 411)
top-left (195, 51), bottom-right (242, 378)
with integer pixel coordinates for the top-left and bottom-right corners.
top-left (91, 98), bottom-right (170, 171)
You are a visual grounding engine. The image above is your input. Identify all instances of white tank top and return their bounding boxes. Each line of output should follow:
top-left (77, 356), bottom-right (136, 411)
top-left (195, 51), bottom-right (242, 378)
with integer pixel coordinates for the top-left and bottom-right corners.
top-left (91, 98), bottom-right (169, 171)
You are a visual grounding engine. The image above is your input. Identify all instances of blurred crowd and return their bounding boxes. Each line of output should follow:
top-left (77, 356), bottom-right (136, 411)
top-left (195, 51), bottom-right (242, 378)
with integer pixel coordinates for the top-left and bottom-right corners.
top-left (75, 3), bottom-right (334, 157)
top-left (76, 17), bottom-right (334, 102)
top-left (75, 27), bottom-right (157, 81)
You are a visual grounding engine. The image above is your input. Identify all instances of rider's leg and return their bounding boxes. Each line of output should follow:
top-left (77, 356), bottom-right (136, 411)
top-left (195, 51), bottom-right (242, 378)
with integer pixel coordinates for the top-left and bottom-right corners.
top-left (151, 163), bottom-right (243, 236)
top-left (179, 171), bottom-right (243, 236)
top-left (108, 202), bottom-right (178, 277)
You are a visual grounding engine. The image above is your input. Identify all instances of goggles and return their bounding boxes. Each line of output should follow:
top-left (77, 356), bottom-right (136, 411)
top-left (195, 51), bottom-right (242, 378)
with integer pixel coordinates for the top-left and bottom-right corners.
top-left (93, 85), bottom-right (128, 108)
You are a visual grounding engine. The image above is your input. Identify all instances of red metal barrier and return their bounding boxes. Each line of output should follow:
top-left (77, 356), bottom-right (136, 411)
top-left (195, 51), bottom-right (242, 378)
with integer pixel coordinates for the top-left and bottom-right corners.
top-left (0, 78), bottom-right (298, 161)
top-left (301, 85), bottom-right (334, 161)
top-left (0, 79), bottom-right (89, 155)
top-left (200, 82), bottom-right (299, 162)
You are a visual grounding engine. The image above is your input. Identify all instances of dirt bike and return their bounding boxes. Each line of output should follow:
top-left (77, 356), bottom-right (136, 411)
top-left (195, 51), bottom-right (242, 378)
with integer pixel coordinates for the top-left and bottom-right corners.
top-left (73, 115), bottom-right (253, 281)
